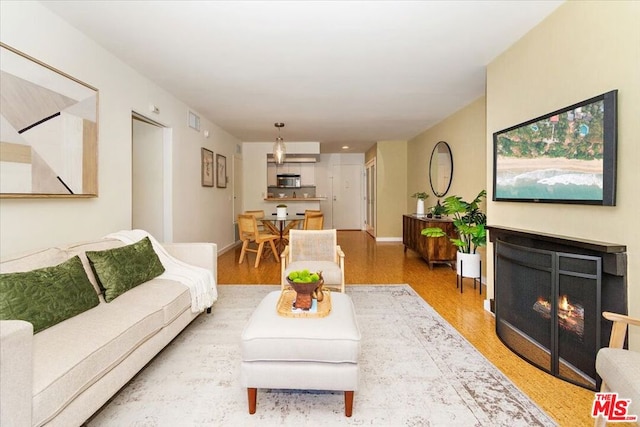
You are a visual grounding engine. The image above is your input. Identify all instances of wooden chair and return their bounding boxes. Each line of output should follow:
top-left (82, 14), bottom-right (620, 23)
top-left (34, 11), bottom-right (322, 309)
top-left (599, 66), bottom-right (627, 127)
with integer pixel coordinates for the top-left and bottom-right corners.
top-left (244, 210), bottom-right (267, 233)
top-left (594, 311), bottom-right (640, 427)
top-left (245, 209), bottom-right (280, 235)
top-left (304, 212), bottom-right (324, 230)
top-left (237, 214), bottom-right (280, 268)
top-left (281, 229), bottom-right (345, 293)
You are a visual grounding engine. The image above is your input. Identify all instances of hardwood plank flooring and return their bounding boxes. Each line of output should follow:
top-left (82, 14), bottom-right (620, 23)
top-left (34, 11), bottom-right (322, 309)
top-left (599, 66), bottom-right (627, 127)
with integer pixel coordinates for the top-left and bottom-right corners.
top-left (217, 230), bottom-right (600, 427)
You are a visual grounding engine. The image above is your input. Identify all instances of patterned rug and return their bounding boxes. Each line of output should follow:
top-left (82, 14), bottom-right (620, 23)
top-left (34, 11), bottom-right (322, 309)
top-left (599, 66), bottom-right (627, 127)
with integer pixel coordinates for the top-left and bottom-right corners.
top-left (88, 285), bottom-right (557, 426)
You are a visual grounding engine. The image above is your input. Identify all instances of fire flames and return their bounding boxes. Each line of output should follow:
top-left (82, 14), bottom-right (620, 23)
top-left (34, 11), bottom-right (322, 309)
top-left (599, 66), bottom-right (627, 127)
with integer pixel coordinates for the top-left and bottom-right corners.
top-left (533, 295), bottom-right (585, 339)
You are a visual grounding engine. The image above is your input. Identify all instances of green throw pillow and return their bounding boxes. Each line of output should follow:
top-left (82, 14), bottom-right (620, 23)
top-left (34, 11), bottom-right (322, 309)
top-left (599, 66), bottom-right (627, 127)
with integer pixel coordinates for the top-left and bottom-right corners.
top-left (0, 256), bottom-right (100, 334)
top-left (86, 237), bottom-right (165, 302)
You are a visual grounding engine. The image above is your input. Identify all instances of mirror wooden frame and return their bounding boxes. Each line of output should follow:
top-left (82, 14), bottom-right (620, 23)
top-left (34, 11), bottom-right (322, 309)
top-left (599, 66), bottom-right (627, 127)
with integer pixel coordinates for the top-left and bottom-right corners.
top-left (0, 43), bottom-right (99, 198)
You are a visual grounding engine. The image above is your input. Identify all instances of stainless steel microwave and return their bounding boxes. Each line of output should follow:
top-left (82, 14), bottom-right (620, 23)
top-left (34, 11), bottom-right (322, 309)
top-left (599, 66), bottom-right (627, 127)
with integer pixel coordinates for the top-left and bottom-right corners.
top-left (277, 174), bottom-right (301, 188)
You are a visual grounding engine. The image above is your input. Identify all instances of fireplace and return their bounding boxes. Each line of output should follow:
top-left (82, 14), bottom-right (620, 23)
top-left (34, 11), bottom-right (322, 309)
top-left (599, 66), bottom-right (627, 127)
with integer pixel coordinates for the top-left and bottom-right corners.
top-left (488, 227), bottom-right (628, 391)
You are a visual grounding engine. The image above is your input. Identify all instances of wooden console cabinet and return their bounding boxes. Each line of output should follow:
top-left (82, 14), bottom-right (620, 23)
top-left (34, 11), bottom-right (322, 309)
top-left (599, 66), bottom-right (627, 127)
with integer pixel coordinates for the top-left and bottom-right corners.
top-left (402, 215), bottom-right (458, 269)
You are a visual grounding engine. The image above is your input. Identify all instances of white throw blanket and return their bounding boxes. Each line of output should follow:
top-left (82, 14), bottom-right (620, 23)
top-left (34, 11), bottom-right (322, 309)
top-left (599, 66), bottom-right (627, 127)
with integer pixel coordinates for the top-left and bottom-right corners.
top-left (105, 230), bottom-right (217, 313)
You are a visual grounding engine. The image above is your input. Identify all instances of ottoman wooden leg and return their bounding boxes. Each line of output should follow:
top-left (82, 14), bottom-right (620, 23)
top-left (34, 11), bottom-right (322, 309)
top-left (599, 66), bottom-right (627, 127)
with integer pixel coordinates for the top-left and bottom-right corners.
top-left (345, 390), bottom-right (354, 417)
top-left (248, 388), bottom-right (257, 414)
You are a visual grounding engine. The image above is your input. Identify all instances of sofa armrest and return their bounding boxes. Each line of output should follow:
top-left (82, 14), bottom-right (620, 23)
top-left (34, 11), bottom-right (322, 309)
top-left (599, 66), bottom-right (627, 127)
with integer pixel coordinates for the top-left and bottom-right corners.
top-left (162, 243), bottom-right (218, 281)
top-left (1, 320), bottom-right (33, 427)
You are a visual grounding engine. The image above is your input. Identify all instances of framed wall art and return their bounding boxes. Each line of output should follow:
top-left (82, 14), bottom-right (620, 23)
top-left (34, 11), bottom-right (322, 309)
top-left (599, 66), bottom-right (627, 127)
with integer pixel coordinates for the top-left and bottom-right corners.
top-left (216, 154), bottom-right (227, 188)
top-left (201, 148), bottom-right (214, 187)
top-left (0, 42), bottom-right (99, 198)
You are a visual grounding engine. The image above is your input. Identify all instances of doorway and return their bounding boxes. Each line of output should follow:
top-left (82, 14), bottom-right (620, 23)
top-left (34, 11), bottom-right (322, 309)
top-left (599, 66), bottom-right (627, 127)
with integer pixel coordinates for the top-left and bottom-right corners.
top-left (365, 159), bottom-right (376, 237)
top-left (131, 113), bottom-right (171, 241)
top-left (331, 164), bottom-right (363, 230)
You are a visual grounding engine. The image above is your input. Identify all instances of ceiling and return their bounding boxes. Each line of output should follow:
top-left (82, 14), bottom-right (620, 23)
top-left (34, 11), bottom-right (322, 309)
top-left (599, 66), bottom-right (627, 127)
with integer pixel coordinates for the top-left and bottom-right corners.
top-left (42, 1), bottom-right (563, 153)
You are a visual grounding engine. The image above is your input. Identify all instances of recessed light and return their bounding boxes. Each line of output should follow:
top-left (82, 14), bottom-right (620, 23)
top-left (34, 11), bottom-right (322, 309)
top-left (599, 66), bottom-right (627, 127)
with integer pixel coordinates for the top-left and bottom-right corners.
top-left (342, 145), bottom-right (350, 150)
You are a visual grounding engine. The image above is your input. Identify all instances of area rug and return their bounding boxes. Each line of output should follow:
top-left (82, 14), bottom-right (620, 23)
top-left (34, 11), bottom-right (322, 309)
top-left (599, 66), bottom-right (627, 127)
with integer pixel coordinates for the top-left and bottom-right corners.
top-left (88, 285), bottom-right (556, 426)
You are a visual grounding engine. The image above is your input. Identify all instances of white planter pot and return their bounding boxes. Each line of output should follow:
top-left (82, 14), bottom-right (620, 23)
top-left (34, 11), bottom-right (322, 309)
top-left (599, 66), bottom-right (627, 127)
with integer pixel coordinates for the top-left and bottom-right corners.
top-left (457, 252), bottom-right (481, 278)
top-left (276, 207), bottom-right (287, 218)
top-left (416, 199), bottom-right (425, 216)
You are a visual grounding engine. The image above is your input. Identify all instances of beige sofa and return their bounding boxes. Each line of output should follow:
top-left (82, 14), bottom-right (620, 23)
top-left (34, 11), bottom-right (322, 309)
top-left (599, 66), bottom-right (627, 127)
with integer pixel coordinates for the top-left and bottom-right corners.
top-left (0, 237), bottom-right (217, 427)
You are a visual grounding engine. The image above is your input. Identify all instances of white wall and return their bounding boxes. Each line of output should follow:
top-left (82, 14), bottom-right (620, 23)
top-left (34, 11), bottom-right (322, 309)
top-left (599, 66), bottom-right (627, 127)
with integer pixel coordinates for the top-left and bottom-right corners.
top-left (0, 1), bottom-right (241, 256)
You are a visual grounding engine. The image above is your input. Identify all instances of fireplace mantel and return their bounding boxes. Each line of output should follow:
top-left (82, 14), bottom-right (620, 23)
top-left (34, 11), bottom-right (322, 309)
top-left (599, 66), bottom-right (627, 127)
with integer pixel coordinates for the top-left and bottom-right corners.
top-left (487, 226), bottom-right (627, 276)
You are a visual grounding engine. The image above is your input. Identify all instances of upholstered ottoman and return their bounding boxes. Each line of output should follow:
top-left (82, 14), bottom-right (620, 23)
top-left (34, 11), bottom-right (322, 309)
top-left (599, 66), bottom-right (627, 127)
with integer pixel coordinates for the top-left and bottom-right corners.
top-left (240, 290), bottom-right (361, 417)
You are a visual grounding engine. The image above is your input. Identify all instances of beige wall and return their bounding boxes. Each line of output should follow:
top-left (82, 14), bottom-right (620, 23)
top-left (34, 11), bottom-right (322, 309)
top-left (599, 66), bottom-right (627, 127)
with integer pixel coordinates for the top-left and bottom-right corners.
top-left (486, 1), bottom-right (640, 349)
top-left (0, 2), bottom-right (241, 256)
top-left (375, 141), bottom-right (407, 239)
top-left (407, 97), bottom-right (487, 274)
top-left (408, 96), bottom-right (487, 208)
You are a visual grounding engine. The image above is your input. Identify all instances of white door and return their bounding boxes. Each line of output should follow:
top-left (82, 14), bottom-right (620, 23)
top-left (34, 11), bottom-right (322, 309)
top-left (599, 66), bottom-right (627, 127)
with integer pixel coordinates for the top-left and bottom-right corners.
top-left (132, 116), bottom-right (164, 240)
top-left (331, 164), bottom-right (363, 230)
top-left (365, 159), bottom-right (376, 237)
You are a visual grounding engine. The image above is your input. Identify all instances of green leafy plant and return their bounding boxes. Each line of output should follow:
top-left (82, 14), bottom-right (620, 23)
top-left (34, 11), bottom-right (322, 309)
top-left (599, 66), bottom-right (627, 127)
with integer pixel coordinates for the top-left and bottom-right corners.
top-left (411, 192), bottom-right (429, 200)
top-left (421, 190), bottom-right (487, 254)
top-left (431, 200), bottom-right (447, 216)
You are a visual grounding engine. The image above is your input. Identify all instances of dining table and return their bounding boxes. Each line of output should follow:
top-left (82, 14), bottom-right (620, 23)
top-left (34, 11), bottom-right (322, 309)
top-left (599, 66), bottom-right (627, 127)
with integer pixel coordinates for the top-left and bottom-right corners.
top-left (261, 213), bottom-right (303, 254)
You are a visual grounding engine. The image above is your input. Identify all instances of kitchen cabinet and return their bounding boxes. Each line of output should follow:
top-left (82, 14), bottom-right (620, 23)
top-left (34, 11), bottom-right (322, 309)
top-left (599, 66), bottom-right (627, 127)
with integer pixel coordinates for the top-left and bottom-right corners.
top-left (267, 162), bottom-right (316, 186)
top-left (300, 163), bottom-right (315, 186)
top-left (402, 215), bottom-right (457, 269)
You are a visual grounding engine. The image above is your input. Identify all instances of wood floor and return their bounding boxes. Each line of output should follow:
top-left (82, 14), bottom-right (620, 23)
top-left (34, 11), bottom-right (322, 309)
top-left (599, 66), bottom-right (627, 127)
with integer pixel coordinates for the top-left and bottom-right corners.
top-left (218, 230), bottom-right (598, 427)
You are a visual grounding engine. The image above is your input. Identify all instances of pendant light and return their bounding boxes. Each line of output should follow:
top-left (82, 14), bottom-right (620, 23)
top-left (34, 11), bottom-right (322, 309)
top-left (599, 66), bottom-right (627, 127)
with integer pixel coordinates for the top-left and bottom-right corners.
top-left (273, 122), bottom-right (286, 165)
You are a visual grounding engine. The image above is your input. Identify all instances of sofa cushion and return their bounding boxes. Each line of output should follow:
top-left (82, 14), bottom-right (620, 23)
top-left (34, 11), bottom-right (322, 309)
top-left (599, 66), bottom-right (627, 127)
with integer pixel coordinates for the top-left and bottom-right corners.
top-left (108, 278), bottom-right (192, 325)
top-left (0, 256), bottom-right (100, 333)
top-left (86, 237), bottom-right (165, 302)
top-left (64, 239), bottom-right (125, 299)
top-left (0, 247), bottom-right (69, 273)
top-left (30, 288), bottom-right (166, 426)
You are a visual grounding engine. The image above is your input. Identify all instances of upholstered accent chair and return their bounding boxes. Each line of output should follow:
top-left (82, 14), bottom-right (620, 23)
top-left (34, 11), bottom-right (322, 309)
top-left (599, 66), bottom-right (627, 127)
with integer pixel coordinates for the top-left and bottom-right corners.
top-left (281, 229), bottom-right (345, 293)
top-left (594, 311), bottom-right (640, 427)
top-left (237, 214), bottom-right (280, 268)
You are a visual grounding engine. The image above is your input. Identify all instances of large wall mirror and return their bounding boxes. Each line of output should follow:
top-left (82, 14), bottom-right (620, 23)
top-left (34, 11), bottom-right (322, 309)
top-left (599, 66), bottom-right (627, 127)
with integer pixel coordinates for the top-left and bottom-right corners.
top-left (0, 43), bottom-right (98, 198)
top-left (429, 141), bottom-right (453, 197)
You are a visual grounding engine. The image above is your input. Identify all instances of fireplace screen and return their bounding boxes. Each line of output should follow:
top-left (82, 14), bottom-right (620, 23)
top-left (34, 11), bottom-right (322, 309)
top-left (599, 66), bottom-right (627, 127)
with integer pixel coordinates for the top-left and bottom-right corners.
top-left (495, 241), bottom-right (601, 390)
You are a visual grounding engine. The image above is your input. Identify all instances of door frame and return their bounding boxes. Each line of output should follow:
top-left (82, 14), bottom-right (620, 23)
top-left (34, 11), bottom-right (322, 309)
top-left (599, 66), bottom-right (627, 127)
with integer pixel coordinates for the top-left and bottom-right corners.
top-left (131, 112), bottom-right (173, 242)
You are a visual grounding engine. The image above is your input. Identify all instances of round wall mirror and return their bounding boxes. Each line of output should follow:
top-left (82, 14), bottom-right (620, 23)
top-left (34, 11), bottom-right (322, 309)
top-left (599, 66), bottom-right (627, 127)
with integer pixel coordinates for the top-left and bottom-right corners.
top-left (429, 141), bottom-right (453, 198)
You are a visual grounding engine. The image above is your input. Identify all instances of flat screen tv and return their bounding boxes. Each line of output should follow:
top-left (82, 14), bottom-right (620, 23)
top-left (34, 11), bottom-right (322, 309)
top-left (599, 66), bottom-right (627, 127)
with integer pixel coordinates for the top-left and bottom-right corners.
top-left (493, 90), bottom-right (617, 205)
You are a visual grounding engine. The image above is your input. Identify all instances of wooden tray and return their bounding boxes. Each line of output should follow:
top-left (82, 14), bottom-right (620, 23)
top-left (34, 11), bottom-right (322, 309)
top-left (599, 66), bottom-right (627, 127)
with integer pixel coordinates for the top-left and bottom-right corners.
top-left (276, 289), bottom-right (332, 318)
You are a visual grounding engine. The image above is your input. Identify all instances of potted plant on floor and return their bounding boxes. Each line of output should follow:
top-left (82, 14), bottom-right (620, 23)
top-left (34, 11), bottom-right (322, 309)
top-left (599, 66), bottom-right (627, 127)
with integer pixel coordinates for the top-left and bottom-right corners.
top-left (411, 192), bottom-right (429, 217)
top-left (421, 190), bottom-right (486, 278)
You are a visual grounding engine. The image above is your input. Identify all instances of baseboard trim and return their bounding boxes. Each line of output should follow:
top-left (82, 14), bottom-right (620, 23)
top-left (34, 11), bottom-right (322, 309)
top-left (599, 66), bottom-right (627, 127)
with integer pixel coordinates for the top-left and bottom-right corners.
top-left (375, 237), bottom-right (402, 242)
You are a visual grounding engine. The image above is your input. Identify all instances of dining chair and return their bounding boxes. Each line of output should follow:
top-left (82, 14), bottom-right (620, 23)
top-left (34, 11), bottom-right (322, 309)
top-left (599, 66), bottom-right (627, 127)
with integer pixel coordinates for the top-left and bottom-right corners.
top-left (245, 209), bottom-right (280, 235)
top-left (237, 214), bottom-right (280, 268)
top-left (303, 212), bottom-right (324, 230)
top-left (281, 229), bottom-right (345, 293)
top-left (244, 210), bottom-right (267, 233)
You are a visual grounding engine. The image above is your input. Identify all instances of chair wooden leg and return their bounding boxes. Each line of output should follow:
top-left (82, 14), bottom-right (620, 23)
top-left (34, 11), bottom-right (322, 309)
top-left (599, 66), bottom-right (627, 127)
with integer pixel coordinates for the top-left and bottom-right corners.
top-left (269, 239), bottom-right (280, 262)
top-left (248, 388), bottom-right (257, 414)
top-left (239, 240), bottom-right (249, 264)
top-left (254, 242), bottom-right (265, 268)
top-left (344, 390), bottom-right (354, 417)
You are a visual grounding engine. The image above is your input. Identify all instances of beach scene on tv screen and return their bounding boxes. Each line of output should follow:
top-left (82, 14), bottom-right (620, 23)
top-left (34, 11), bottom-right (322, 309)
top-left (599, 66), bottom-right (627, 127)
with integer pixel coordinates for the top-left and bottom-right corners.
top-left (495, 99), bottom-right (604, 201)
